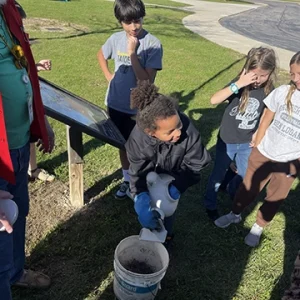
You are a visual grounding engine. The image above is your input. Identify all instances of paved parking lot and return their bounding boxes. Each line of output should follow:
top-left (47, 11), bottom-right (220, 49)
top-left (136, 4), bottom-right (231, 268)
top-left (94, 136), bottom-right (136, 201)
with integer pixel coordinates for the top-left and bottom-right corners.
top-left (220, 0), bottom-right (300, 53)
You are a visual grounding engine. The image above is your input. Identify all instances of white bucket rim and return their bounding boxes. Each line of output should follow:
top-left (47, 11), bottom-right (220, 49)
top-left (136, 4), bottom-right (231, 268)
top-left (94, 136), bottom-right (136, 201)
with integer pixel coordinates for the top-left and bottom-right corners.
top-left (114, 235), bottom-right (169, 279)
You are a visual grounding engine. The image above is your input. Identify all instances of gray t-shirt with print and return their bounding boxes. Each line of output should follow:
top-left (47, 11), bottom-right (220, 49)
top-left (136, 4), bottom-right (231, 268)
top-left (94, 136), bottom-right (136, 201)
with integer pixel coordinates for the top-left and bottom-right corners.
top-left (102, 30), bottom-right (163, 114)
top-left (258, 85), bottom-right (300, 162)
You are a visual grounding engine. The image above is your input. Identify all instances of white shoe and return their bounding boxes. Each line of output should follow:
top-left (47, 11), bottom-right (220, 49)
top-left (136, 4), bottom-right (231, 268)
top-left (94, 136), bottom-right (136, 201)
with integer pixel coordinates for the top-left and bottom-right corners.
top-left (214, 211), bottom-right (242, 228)
top-left (244, 223), bottom-right (263, 247)
top-left (115, 181), bottom-right (130, 199)
top-left (126, 187), bottom-right (134, 201)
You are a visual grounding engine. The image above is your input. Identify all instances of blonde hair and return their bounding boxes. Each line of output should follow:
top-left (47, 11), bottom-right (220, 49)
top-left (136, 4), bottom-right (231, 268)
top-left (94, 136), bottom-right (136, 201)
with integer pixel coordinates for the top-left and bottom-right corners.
top-left (239, 47), bottom-right (277, 113)
top-left (286, 51), bottom-right (300, 115)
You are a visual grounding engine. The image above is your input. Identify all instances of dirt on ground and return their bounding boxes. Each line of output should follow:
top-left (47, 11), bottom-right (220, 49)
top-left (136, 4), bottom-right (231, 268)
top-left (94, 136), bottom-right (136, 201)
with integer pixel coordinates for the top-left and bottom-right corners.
top-left (26, 180), bottom-right (77, 255)
top-left (23, 17), bottom-right (89, 34)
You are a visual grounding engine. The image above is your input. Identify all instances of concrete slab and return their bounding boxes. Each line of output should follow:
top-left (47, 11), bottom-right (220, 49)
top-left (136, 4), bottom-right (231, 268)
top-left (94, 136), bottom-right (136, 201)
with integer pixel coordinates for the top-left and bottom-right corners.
top-left (220, 0), bottom-right (300, 53)
top-left (171, 0), bottom-right (294, 70)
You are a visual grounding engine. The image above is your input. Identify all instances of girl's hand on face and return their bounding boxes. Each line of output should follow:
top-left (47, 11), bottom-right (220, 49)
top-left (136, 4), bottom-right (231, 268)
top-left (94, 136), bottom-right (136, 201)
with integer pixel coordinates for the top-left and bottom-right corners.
top-left (237, 69), bottom-right (257, 88)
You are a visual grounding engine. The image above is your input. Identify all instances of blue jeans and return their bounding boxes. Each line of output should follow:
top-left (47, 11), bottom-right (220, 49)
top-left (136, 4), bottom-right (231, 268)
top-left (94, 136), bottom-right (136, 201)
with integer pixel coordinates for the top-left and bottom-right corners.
top-left (204, 137), bottom-right (252, 210)
top-left (0, 143), bottom-right (30, 300)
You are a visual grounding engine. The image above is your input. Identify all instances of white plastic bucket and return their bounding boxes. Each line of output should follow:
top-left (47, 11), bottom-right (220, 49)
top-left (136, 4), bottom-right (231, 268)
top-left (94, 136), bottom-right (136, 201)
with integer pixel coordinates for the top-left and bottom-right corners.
top-left (113, 235), bottom-right (169, 300)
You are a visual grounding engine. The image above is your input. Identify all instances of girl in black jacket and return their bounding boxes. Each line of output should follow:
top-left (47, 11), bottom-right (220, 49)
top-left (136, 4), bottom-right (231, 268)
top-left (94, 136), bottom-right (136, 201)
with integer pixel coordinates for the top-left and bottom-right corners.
top-left (125, 81), bottom-right (211, 245)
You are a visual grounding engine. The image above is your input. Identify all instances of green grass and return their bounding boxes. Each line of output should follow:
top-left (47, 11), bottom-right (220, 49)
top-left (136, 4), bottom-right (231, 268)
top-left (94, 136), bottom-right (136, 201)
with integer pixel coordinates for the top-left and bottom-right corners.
top-left (145, 0), bottom-right (188, 7)
top-left (194, 0), bottom-right (253, 4)
top-left (274, 0), bottom-right (300, 2)
top-left (12, 0), bottom-right (300, 300)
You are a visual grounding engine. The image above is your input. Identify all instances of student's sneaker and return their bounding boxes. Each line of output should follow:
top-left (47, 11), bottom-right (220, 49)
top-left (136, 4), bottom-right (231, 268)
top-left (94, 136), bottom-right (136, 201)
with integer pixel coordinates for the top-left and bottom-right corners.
top-left (14, 269), bottom-right (51, 289)
top-left (126, 188), bottom-right (134, 201)
top-left (115, 181), bottom-right (130, 199)
top-left (214, 211), bottom-right (241, 228)
top-left (244, 223), bottom-right (263, 247)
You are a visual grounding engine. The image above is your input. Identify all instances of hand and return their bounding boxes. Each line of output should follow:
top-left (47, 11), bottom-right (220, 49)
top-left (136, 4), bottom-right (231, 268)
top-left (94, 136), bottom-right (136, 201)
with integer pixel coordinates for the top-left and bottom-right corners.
top-left (168, 184), bottom-right (180, 200)
top-left (0, 190), bottom-right (13, 234)
top-left (107, 73), bottom-right (115, 82)
top-left (37, 117), bottom-right (55, 153)
top-left (249, 131), bottom-right (257, 147)
top-left (236, 69), bottom-right (257, 89)
top-left (0, 190), bottom-right (13, 200)
top-left (36, 59), bottom-right (52, 72)
top-left (229, 162), bottom-right (238, 173)
top-left (134, 192), bottom-right (160, 229)
top-left (127, 36), bottom-right (139, 55)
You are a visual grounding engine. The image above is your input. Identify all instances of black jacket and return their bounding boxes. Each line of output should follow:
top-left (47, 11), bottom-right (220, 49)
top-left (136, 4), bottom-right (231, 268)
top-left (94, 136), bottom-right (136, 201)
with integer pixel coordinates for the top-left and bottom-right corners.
top-left (125, 113), bottom-right (211, 197)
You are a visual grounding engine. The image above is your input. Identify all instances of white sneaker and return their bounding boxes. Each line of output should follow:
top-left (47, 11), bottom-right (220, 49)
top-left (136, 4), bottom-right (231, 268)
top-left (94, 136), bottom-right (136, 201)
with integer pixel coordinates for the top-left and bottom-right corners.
top-left (126, 188), bottom-right (134, 201)
top-left (244, 223), bottom-right (263, 247)
top-left (115, 181), bottom-right (130, 199)
top-left (214, 211), bottom-right (242, 228)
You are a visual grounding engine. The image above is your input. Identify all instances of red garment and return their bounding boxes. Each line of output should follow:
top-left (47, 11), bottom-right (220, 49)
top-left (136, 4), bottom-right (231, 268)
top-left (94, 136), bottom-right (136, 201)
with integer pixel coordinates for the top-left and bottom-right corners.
top-left (0, 0), bottom-right (49, 184)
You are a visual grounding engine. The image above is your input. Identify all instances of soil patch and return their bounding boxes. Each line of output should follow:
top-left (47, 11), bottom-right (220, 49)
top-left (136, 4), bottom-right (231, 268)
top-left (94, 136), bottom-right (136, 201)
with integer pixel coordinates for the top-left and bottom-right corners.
top-left (23, 18), bottom-right (89, 34)
top-left (124, 259), bottom-right (155, 274)
top-left (26, 180), bottom-right (77, 255)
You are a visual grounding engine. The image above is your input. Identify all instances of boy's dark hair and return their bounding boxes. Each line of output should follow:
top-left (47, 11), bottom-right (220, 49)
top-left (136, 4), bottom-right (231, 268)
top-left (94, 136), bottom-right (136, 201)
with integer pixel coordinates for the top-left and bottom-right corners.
top-left (114, 0), bottom-right (145, 23)
top-left (131, 81), bottom-right (178, 132)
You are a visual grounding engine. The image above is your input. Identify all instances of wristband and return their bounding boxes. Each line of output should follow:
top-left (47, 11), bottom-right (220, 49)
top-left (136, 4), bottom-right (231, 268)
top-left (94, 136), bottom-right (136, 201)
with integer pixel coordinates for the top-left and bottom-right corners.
top-left (230, 83), bottom-right (239, 95)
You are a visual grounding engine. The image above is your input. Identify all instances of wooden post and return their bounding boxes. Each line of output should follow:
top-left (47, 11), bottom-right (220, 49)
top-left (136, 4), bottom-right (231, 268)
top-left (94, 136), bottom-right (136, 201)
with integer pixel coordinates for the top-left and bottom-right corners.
top-left (67, 125), bottom-right (84, 207)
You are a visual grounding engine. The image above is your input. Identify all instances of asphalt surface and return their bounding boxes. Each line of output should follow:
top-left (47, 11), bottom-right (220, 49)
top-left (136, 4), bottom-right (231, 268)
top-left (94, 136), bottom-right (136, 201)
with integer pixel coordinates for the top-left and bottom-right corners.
top-left (220, 0), bottom-right (300, 53)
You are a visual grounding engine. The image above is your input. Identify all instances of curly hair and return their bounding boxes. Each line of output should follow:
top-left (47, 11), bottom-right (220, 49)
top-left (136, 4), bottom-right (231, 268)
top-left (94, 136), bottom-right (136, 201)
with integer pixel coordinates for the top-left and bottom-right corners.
top-left (130, 81), bottom-right (178, 132)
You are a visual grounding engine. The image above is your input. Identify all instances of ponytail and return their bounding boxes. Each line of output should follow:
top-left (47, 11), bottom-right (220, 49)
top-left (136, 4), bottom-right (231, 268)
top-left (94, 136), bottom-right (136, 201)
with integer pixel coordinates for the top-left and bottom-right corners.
top-left (285, 84), bottom-right (296, 115)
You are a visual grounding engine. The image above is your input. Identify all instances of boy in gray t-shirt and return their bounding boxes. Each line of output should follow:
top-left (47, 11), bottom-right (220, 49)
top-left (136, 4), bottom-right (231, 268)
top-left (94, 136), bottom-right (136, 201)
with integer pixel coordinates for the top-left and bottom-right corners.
top-left (97, 0), bottom-right (163, 199)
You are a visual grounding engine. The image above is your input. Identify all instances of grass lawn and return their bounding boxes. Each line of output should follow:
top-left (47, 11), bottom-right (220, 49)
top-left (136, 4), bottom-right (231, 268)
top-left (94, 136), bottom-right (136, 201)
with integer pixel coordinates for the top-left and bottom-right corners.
top-left (12, 0), bottom-right (299, 299)
top-left (275, 0), bottom-right (300, 2)
top-left (194, 0), bottom-right (253, 4)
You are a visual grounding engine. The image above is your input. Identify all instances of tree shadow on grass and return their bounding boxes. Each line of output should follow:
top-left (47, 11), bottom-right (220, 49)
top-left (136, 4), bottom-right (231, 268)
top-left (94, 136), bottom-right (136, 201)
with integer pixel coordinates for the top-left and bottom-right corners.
top-left (270, 182), bottom-right (300, 299)
top-left (39, 136), bottom-right (105, 176)
top-left (170, 56), bottom-right (245, 148)
top-left (30, 13), bottom-right (194, 42)
top-left (14, 158), bottom-right (299, 299)
top-left (84, 168), bottom-right (122, 203)
top-left (156, 157), bottom-right (300, 299)
top-left (12, 177), bottom-right (139, 300)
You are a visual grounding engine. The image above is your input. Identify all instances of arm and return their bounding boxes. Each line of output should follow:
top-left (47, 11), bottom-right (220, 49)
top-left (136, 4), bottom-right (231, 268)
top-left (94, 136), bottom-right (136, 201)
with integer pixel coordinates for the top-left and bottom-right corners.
top-left (210, 69), bottom-right (258, 105)
top-left (127, 155), bottom-right (154, 197)
top-left (97, 48), bottom-right (114, 82)
top-left (126, 139), bottom-right (155, 197)
top-left (173, 132), bottom-right (211, 193)
top-left (126, 140), bottom-right (161, 229)
top-left (253, 108), bottom-right (275, 147)
top-left (127, 36), bottom-right (160, 82)
top-left (36, 116), bottom-right (55, 153)
top-left (250, 107), bottom-right (267, 147)
top-left (130, 53), bottom-right (157, 82)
